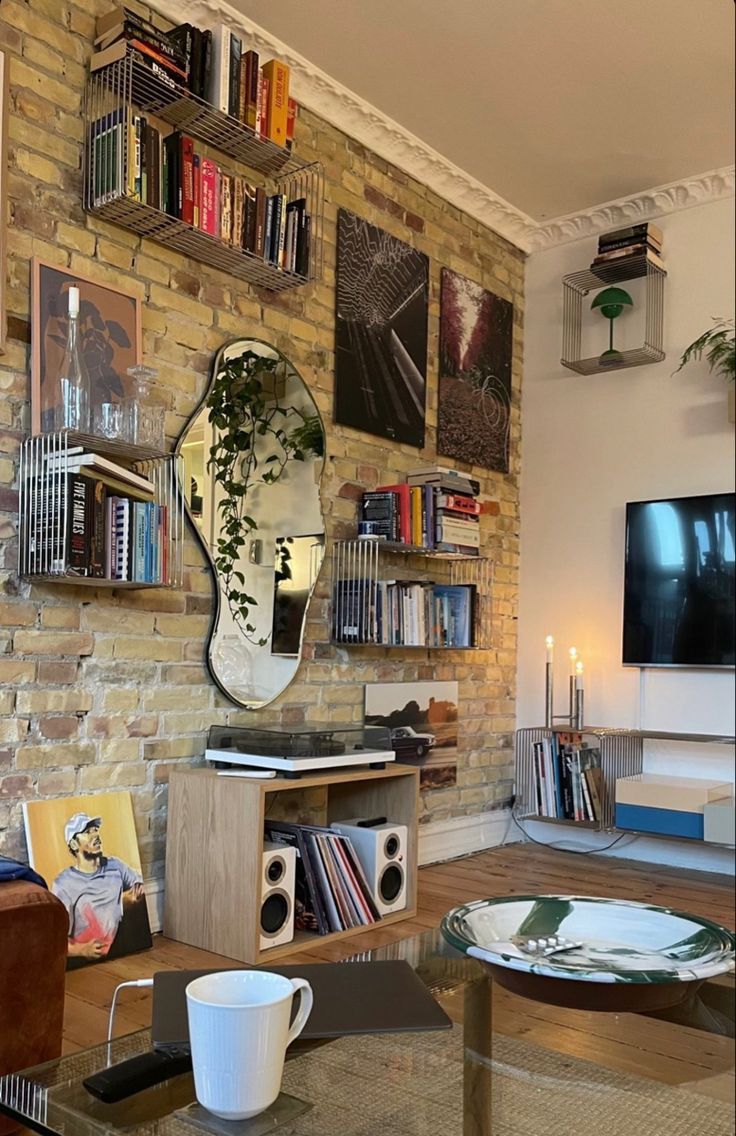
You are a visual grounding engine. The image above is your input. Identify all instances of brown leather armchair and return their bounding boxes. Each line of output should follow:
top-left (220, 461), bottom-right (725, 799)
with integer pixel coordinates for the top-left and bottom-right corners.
top-left (0, 880), bottom-right (68, 1135)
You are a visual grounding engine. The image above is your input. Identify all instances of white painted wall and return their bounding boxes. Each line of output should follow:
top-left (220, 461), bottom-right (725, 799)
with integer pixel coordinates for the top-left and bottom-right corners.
top-left (518, 197), bottom-right (735, 871)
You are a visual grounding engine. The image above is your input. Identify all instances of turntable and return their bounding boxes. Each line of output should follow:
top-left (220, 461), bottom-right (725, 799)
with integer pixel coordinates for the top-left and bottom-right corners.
top-left (205, 723), bottom-right (395, 777)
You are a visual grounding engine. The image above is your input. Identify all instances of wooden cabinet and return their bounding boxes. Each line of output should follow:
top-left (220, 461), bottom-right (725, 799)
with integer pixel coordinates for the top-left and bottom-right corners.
top-left (164, 764), bottom-right (419, 963)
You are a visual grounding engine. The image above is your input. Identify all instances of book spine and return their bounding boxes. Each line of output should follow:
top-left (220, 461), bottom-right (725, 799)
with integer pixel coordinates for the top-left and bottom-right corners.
top-left (261, 59), bottom-right (289, 146)
top-left (243, 183), bottom-right (257, 251)
top-left (276, 192), bottom-right (287, 267)
top-left (213, 25), bottom-right (231, 114)
top-left (254, 186), bottom-right (267, 257)
top-left (243, 50), bottom-right (259, 130)
top-left (228, 34), bottom-right (242, 117)
top-left (598, 233), bottom-right (662, 253)
top-left (88, 479), bottom-right (106, 578)
top-left (258, 74), bottom-right (269, 137)
top-left (69, 474), bottom-right (89, 572)
top-left (192, 152), bottom-right (200, 227)
top-left (200, 158), bottom-right (217, 235)
top-left (286, 97), bottom-right (297, 149)
top-left (435, 492), bottom-right (481, 515)
top-left (231, 176), bottom-right (243, 247)
top-left (220, 173), bottom-right (233, 243)
top-left (181, 135), bottom-right (195, 225)
top-left (264, 195), bottom-right (275, 263)
top-left (237, 49), bottom-right (248, 124)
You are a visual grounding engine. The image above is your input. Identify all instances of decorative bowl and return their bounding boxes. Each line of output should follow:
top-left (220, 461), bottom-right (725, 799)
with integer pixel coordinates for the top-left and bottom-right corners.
top-left (441, 895), bottom-right (736, 1013)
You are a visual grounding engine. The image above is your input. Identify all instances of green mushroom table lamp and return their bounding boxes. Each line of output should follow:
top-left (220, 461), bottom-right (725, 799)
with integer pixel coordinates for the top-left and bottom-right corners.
top-left (591, 286), bottom-right (633, 367)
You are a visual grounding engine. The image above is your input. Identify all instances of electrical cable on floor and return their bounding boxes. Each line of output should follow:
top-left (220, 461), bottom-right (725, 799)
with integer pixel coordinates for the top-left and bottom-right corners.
top-left (510, 809), bottom-right (636, 855)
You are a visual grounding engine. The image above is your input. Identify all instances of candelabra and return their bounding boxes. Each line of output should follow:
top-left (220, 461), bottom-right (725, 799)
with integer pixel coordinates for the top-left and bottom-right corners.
top-left (544, 637), bottom-right (584, 729)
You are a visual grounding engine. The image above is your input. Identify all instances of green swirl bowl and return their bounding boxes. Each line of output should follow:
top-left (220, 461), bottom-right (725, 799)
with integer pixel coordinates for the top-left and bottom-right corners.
top-left (441, 895), bottom-right (735, 1012)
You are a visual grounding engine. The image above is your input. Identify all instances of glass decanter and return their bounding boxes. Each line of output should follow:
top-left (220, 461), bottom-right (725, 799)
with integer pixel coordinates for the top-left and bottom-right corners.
top-left (52, 285), bottom-right (91, 433)
top-left (124, 365), bottom-right (165, 449)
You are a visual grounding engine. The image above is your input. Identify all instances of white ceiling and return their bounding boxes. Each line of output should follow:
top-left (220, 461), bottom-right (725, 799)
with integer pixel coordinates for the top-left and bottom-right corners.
top-left (230, 0), bottom-right (735, 222)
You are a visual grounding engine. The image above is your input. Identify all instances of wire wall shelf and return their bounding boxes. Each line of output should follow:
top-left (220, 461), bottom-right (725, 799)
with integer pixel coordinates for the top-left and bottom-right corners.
top-left (561, 256), bottom-right (666, 376)
top-left (84, 50), bottom-right (324, 291)
top-left (331, 539), bottom-right (492, 650)
top-left (19, 431), bottom-right (184, 588)
top-left (515, 726), bottom-right (646, 832)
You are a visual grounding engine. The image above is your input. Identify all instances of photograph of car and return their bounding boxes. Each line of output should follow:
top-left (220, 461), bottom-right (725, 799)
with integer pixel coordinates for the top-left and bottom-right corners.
top-left (390, 726), bottom-right (436, 758)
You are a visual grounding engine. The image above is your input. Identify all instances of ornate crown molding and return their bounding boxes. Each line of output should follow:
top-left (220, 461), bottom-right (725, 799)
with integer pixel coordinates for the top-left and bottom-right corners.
top-left (154, 0), bottom-right (734, 255)
top-left (530, 165), bottom-right (736, 252)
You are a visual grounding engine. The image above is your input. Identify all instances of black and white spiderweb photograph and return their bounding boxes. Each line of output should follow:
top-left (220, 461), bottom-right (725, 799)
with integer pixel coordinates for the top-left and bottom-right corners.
top-left (438, 268), bottom-right (513, 473)
top-left (334, 210), bottom-right (428, 447)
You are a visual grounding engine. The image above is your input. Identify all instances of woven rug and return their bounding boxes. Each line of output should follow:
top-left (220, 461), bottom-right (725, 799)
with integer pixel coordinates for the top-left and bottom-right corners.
top-left (278, 1026), bottom-right (734, 1136)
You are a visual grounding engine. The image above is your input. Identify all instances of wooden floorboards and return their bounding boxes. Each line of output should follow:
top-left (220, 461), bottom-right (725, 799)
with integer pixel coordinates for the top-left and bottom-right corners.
top-left (62, 842), bottom-right (735, 1075)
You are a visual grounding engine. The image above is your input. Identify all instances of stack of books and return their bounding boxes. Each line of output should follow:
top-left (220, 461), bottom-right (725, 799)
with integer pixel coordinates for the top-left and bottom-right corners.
top-left (591, 222), bottom-right (665, 277)
top-left (530, 734), bottom-right (604, 823)
top-left (28, 448), bottom-right (171, 584)
top-left (264, 821), bottom-right (381, 934)
top-left (91, 8), bottom-right (298, 150)
top-left (360, 467), bottom-right (482, 555)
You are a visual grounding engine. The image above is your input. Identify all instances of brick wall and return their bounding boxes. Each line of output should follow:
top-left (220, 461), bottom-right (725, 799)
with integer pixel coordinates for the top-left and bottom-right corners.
top-left (0, 0), bottom-right (524, 879)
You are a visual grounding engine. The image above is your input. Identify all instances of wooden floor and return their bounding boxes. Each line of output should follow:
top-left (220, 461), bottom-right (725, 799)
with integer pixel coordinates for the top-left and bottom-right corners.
top-left (63, 842), bottom-right (735, 1062)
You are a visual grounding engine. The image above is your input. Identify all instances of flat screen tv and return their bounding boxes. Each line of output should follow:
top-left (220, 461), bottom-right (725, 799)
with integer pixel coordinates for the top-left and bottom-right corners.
top-left (623, 492), bottom-right (735, 668)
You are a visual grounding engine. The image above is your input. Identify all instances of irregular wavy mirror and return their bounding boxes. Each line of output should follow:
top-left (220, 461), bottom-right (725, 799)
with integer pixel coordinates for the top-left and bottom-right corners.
top-left (178, 339), bottom-right (325, 708)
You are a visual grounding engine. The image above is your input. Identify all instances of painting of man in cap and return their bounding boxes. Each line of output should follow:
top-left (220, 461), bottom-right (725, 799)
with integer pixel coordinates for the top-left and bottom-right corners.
top-left (23, 792), bottom-right (152, 968)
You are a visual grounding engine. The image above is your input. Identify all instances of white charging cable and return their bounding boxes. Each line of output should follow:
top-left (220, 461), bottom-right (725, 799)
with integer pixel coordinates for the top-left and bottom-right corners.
top-left (107, 979), bottom-right (154, 1057)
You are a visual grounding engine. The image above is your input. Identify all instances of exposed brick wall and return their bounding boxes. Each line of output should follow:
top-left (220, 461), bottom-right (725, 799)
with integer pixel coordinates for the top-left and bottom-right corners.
top-left (0, 0), bottom-right (525, 879)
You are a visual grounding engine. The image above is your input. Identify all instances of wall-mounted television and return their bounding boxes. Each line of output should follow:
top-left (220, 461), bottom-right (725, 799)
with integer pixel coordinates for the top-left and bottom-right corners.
top-left (623, 492), bottom-right (735, 668)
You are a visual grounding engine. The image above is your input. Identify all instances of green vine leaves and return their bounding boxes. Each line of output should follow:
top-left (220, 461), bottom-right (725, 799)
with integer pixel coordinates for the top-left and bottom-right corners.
top-left (206, 349), bottom-right (324, 643)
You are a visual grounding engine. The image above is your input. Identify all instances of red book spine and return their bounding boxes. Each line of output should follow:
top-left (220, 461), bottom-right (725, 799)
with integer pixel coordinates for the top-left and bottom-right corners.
top-left (257, 74), bottom-right (270, 137)
top-left (181, 135), bottom-right (194, 225)
top-left (286, 97), bottom-right (297, 147)
top-left (200, 157), bottom-right (217, 235)
top-left (193, 153), bottom-right (201, 229)
top-left (375, 484), bottom-right (411, 543)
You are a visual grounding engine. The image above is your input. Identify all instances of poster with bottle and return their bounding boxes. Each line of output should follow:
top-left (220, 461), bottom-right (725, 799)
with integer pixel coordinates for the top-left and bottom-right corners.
top-left (31, 259), bottom-right (142, 435)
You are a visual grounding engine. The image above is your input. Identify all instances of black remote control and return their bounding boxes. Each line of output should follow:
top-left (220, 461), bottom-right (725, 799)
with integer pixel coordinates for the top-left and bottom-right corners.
top-left (83, 1048), bottom-right (192, 1103)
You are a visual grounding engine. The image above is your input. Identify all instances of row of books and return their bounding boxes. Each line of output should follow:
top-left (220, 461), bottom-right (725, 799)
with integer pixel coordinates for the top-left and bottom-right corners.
top-left (333, 579), bottom-right (476, 647)
top-left (361, 467), bottom-right (482, 555)
top-left (265, 821), bottom-right (381, 934)
top-left (531, 735), bottom-right (604, 823)
top-left (27, 449), bottom-right (171, 583)
top-left (90, 116), bottom-right (311, 274)
top-left (91, 7), bottom-right (295, 150)
top-left (591, 221), bottom-right (665, 275)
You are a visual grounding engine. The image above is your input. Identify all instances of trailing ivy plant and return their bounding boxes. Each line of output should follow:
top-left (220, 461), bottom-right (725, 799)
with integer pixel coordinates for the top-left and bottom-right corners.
top-left (206, 349), bottom-right (324, 642)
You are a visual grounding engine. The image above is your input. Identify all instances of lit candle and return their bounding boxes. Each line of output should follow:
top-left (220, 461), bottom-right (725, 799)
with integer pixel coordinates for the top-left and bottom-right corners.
top-left (545, 635), bottom-right (554, 663)
top-left (569, 646), bottom-right (578, 675)
top-left (575, 660), bottom-right (584, 687)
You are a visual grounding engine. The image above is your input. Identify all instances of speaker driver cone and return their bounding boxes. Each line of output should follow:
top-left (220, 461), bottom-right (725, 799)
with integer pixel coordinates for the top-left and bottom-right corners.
top-left (261, 891), bottom-right (289, 935)
top-left (379, 863), bottom-right (404, 903)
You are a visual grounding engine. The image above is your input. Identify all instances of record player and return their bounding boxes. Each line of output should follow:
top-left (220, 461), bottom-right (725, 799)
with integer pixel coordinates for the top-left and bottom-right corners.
top-left (205, 724), bottom-right (395, 777)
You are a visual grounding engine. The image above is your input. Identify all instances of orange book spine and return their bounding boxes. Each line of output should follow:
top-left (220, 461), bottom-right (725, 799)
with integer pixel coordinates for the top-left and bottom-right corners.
top-left (261, 59), bottom-right (290, 146)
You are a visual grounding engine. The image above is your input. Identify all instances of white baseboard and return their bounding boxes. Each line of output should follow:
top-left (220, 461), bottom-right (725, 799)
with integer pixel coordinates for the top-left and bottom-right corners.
top-left (418, 809), bottom-right (518, 865)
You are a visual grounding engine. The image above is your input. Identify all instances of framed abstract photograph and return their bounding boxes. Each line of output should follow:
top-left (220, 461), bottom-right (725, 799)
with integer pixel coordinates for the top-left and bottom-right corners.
top-left (31, 258), bottom-right (142, 434)
top-left (438, 268), bottom-right (514, 473)
top-left (334, 209), bottom-right (428, 448)
top-left (365, 679), bottom-right (459, 790)
top-left (22, 791), bottom-right (152, 970)
top-left (0, 49), bottom-right (9, 355)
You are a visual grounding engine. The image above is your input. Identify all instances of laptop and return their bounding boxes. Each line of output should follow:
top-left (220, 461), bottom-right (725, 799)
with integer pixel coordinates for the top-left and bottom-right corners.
top-left (152, 960), bottom-right (452, 1052)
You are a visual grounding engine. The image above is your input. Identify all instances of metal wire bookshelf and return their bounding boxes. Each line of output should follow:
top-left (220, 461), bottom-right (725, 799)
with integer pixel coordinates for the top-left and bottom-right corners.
top-left (331, 538), bottom-right (492, 650)
top-left (83, 48), bottom-right (324, 291)
top-left (18, 431), bottom-right (184, 587)
top-left (561, 255), bottom-right (666, 376)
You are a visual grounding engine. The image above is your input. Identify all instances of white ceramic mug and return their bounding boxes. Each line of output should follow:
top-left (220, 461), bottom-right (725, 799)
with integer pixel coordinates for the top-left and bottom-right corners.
top-left (185, 970), bottom-right (313, 1121)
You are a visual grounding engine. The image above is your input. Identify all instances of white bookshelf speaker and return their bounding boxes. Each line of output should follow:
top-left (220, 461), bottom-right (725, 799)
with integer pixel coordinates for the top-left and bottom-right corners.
top-left (330, 820), bottom-right (408, 916)
top-left (260, 842), bottom-right (296, 950)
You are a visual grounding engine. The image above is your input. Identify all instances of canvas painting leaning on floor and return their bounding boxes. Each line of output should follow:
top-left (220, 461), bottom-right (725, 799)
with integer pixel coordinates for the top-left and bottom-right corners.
top-left (23, 790), bottom-right (152, 969)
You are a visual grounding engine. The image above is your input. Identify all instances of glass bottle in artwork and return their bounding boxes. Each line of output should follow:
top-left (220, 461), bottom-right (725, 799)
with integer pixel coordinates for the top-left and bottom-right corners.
top-left (52, 286), bottom-right (91, 433)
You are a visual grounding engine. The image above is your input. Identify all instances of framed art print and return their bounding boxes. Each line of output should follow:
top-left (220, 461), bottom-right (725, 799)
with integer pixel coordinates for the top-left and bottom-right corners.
top-left (31, 258), bottom-right (142, 434)
top-left (365, 680), bottom-right (459, 790)
top-left (438, 268), bottom-right (513, 473)
top-left (334, 209), bottom-right (428, 448)
top-left (0, 49), bottom-right (9, 355)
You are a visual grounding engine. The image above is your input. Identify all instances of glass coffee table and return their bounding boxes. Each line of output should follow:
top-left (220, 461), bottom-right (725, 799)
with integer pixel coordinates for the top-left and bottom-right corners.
top-left (1, 929), bottom-right (733, 1136)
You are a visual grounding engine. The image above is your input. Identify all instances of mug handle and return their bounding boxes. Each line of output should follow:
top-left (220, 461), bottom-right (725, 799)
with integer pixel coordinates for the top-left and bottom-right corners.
top-left (286, 978), bottom-right (313, 1047)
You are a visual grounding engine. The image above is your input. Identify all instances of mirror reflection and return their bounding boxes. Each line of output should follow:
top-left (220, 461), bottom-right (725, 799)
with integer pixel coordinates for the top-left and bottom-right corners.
top-left (179, 339), bottom-right (325, 708)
